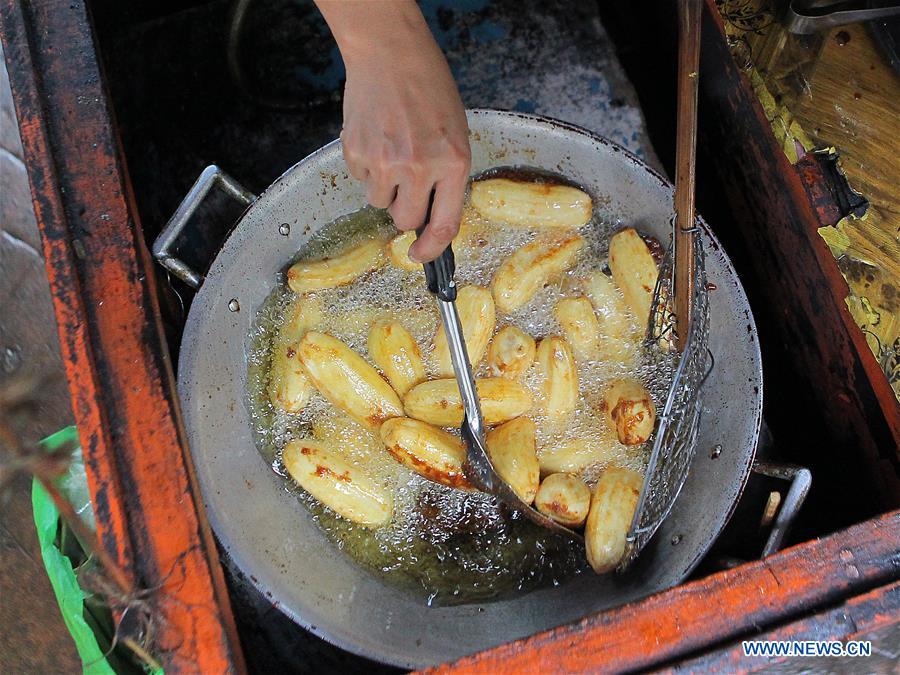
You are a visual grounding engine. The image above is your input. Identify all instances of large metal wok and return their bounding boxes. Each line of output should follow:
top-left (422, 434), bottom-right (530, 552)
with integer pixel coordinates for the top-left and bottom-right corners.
top-left (158, 110), bottom-right (762, 669)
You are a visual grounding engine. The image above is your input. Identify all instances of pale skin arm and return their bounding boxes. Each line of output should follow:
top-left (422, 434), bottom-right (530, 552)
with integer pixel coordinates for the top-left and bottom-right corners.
top-left (314, 0), bottom-right (471, 262)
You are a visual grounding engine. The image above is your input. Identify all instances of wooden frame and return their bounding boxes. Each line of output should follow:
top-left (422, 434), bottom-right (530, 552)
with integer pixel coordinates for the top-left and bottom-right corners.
top-left (427, 511), bottom-right (899, 673)
top-left (674, 579), bottom-right (900, 672)
top-left (694, 0), bottom-right (900, 509)
top-left (0, 1), bottom-right (244, 671)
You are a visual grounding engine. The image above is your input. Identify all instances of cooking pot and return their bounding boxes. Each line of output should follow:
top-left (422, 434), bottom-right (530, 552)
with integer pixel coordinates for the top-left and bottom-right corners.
top-left (154, 110), bottom-right (763, 669)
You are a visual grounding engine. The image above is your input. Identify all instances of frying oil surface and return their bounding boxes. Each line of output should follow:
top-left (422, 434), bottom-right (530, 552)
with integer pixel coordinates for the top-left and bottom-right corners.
top-left (246, 204), bottom-right (675, 605)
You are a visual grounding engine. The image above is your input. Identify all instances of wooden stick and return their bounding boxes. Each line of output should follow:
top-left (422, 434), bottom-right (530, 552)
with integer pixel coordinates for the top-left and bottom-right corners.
top-left (674, 0), bottom-right (702, 351)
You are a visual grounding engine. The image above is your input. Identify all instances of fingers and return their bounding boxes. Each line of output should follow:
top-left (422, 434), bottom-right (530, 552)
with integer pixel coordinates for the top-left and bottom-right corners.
top-left (389, 175), bottom-right (434, 232)
top-left (366, 174), bottom-right (398, 209)
top-left (343, 131), bottom-right (396, 206)
top-left (341, 126), bottom-right (471, 249)
top-left (341, 131), bottom-right (368, 182)
top-left (408, 170), bottom-right (469, 263)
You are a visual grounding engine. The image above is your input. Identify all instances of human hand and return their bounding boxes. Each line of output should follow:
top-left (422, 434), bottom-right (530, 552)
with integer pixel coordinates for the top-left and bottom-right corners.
top-left (315, 0), bottom-right (471, 262)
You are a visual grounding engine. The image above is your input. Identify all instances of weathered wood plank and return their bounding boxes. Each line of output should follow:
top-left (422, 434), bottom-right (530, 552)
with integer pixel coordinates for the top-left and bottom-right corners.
top-left (718, 4), bottom-right (900, 404)
top-left (695, 0), bottom-right (900, 511)
top-left (669, 580), bottom-right (900, 673)
top-left (426, 510), bottom-right (899, 674)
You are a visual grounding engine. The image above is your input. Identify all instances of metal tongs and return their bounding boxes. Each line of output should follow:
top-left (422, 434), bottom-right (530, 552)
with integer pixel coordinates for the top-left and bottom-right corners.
top-left (416, 202), bottom-right (581, 540)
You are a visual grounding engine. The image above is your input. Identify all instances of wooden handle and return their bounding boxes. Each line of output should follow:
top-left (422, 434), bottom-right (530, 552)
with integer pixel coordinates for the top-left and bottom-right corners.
top-left (674, 0), bottom-right (702, 352)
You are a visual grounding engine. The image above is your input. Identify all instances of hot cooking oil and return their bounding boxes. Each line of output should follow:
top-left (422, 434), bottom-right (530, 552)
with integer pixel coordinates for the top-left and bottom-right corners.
top-left (246, 199), bottom-right (675, 605)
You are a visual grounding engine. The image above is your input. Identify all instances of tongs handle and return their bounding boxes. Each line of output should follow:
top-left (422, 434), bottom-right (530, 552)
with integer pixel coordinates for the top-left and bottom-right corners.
top-left (415, 191), bottom-right (484, 441)
top-left (416, 191), bottom-right (457, 302)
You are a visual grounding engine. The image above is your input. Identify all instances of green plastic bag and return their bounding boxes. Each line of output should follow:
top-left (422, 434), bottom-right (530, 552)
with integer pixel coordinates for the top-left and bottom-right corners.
top-left (32, 426), bottom-right (163, 675)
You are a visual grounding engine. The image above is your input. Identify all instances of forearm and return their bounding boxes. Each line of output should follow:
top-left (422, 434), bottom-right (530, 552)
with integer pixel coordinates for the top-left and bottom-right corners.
top-left (313, 0), bottom-right (433, 71)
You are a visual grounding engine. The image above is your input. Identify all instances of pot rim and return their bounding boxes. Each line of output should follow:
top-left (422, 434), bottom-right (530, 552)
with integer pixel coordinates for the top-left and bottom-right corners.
top-left (172, 108), bottom-right (762, 668)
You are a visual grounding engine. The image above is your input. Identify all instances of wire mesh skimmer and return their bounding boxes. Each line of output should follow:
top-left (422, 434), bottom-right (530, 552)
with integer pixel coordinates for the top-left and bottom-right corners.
top-left (619, 233), bottom-right (712, 570)
top-left (619, 0), bottom-right (710, 570)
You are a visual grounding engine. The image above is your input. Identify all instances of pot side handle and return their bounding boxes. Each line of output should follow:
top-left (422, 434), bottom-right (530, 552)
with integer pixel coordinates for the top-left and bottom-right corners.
top-left (752, 460), bottom-right (812, 557)
top-left (152, 165), bottom-right (257, 289)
